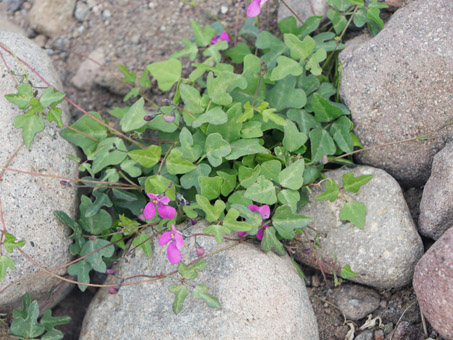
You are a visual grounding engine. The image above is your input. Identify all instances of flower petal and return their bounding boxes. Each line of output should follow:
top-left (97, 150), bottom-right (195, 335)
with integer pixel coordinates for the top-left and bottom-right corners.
top-left (167, 242), bottom-right (182, 264)
top-left (143, 202), bottom-right (156, 220)
top-left (159, 196), bottom-right (170, 205)
top-left (258, 205), bottom-right (270, 219)
top-left (158, 204), bottom-right (177, 219)
top-left (237, 231), bottom-right (247, 237)
top-left (256, 227), bottom-right (265, 241)
top-left (158, 231), bottom-right (172, 245)
top-left (210, 35), bottom-right (219, 44)
top-left (219, 32), bottom-right (231, 44)
top-left (246, 0), bottom-right (262, 17)
top-left (147, 193), bottom-right (158, 200)
top-left (174, 231), bottom-right (184, 250)
top-left (248, 204), bottom-right (260, 213)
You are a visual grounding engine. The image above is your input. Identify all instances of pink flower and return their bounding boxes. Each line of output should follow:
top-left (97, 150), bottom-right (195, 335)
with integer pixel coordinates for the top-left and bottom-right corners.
top-left (237, 204), bottom-right (271, 241)
top-left (144, 193), bottom-right (177, 220)
top-left (246, 0), bottom-right (268, 17)
top-left (211, 31), bottom-right (231, 44)
top-left (159, 224), bottom-right (184, 264)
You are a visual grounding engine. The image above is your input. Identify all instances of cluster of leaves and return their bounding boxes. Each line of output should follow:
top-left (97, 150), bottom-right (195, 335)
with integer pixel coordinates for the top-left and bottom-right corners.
top-left (6, 294), bottom-right (70, 340)
top-left (3, 0), bottom-right (387, 317)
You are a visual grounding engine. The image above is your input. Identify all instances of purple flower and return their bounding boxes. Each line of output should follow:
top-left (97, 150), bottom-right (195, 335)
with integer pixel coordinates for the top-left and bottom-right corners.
top-left (144, 193), bottom-right (177, 220)
top-left (159, 224), bottom-right (184, 264)
top-left (211, 31), bottom-right (231, 44)
top-left (237, 204), bottom-right (271, 240)
top-left (246, 0), bottom-right (268, 17)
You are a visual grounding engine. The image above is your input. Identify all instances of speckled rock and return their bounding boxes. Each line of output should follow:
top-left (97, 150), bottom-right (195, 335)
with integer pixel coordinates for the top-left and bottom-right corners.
top-left (296, 166), bottom-right (423, 289)
top-left (71, 47), bottom-right (105, 90)
top-left (278, 0), bottom-right (329, 23)
top-left (413, 228), bottom-right (453, 340)
top-left (339, 0), bottom-right (453, 187)
top-left (80, 221), bottom-right (319, 340)
top-left (333, 283), bottom-right (380, 320)
top-left (419, 142), bottom-right (453, 240)
top-left (0, 31), bottom-right (78, 312)
top-left (28, 0), bottom-right (76, 37)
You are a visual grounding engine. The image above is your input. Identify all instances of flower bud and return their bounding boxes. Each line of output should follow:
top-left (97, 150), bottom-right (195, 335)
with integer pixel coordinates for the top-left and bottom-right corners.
top-left (196, 247), bottom-right (205, 257)
top-left (163, 115), bottom-right (175, 122)
top-left (108, 287), bottom-right (118, 294)
top-left (106, 269), bottom-right (116, 275)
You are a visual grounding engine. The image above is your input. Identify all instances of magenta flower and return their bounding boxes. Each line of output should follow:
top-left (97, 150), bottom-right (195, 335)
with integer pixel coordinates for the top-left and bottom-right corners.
top-left (238, 204), bottom-right (271, 240)
top-left (246, 0), bottom-right (268, 17)
top-left (159, 224), bottom-right (184, 264)
top-left (211, 31), bottom-right (231, 44)
top-left (144, 193), bottom-right (177, 220)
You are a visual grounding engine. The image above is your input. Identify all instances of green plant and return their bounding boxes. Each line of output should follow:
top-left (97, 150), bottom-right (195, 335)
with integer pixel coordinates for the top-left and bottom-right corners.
top-left (1, 0), bottom-right (388, 329)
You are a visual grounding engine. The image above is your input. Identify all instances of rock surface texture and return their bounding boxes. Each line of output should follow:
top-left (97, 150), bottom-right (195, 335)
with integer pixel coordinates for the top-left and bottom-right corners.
top-left (0, 31), bottom-right (78, 312)
top-left (339, 0), bottom-right (453, 187)
top-left (80, 221), bottom-right (319, 340)
top-left (28, 0), bottom-right (76, 38)
top-left (332, 283), bottom-right (380, 320)
top-left (296, 166), bottom-right (423, 289)
top-left (418, 142), bottom-right (453, 240)
top-left (413, 228), bottom-right (453, 340)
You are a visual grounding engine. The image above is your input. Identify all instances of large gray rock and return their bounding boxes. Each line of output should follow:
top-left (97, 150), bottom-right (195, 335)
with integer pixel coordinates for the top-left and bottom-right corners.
top-left (296, 166), bottom-right (423, 289)
top-left (339, 0), bottom-right (453, 187)
top-left (0, 31), bottom-right (78, 312)
top-left (419, 142), bottom-right (453, 240)
top-left (80, 221), bottom-right (319, 340)
top-left (28, 0), bottom-right (76, 37)
top-left (278, 0), bottom-right (329, 23)
top-left (413, 228), bottom-right (453, 340)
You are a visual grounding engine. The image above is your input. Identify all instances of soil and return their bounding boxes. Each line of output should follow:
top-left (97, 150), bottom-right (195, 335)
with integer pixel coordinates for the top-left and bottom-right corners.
top-left (1, 1), bottom-right (445, 339)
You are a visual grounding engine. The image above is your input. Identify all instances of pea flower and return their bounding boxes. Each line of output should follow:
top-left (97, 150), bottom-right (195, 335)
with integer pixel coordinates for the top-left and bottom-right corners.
top-left (247, 0), bottom-right (268, 17)
top-left (211, 31), bottom-right (231, 44)
top-left (144, 193), bottom-right (177, 220)
top-left (238, 204), bottom-right (270, 240)
top-left (159, 224), bottom-right (184, 264)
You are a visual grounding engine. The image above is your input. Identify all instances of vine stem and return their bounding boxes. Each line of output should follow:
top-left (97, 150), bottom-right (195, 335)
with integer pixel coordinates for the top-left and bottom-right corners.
top-left (280, 0), bottom-right (304, 25)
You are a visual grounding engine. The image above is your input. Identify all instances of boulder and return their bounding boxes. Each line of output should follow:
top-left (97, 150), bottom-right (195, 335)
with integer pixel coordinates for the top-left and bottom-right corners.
top-left (295, 166), bottom-right (423, 289)
top-left (419, 142), bottom-right (453, 239)
top-left (413, 228), bottom-right (453, 340)
top-left (28, 0), bottom-right (76, 38)
top-left (339, 0), bottom-right (453, 187)
top-left (80, 221), bottom-right (319, 340)
top-left (0, 31), bottom-right (78, 312)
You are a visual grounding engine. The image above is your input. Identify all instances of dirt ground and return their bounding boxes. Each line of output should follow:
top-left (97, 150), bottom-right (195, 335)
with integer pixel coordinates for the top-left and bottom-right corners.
top-left (1, 0), bottom-right (444, 339)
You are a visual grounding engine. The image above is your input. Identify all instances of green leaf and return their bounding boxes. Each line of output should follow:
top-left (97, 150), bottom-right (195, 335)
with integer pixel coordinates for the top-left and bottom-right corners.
top-left (128, 145), bottom-right (161, 168)
top-left (41, 329), bottom-right (64, 340)
top-left (331, 116), bottom-right (353, 153)
top-left (5, 83), bottom-right (34, 109)
top-left (204, 224), bottom-right (230, 243)
top-left (239, 17), bottom-right (260, 38)
top-left (192, 106), bottom-right (228, 128)
top-left (9, 298), bottom-right (45, 338)
top-left (353, 8), bottom-right (368, 27)
top-left (226, 139), bottom-right (268, 160)
top-left (255, 31), bottom-right (288, 69)
top-left (287, 109), bottom-right (321, 135)
top-left (223, 208), bottom-right (252, 232)
top-left (196, 195), bottom-right (225, 222)
top-left (46, 107), bottom-right (63, 127)
top-left (90, 137), bottom-right (128, 174)
top-left (39, 86), bottom-right (65, 108)
top-left (192, 284), bottom-right (222, 309)
top-left (206, 102), bottom-right (243, 142)
top-left (166, 148), bottom-right (196, 175)
top-left (120, 98), bottom-right (147, 132)
top-left (180, 84), bottom-right (203, 115)
top-left (170, 38), bottom-right (199, 61)
top-left (267, 76), bottom-right (306, 111)
top-left (205, 133), bottom-right (231, 167)
top-left (132, 233), bottom-right (152, 257)
top-left (3, 233), bottom-right (26, 253)
top-left (217, 170), bottom-right (237, 197)
top-left (178, 127), bottom-right (202, 162)
top-left (367, 7), bottom-right (384, 29)
top-left (283, 34), bottom-right (316, 60)
top-left (340, 201), bottom-right (366, 229)
top-left (272, 205), bottom-right (312, 239)
top-left (244, 175), bottom-right (277, 205)
top-left (240, 121), bottom-right (263, 138)
top-left (309, 128), bottom-right (337, 162)
top-left (14, 113), bottom-right (45, 149)
top-left (342, 173), bottom-right (373, 193)
top-left (238, 165), bottom-right (261, 189)
top-left (139, 69), bottom-right (151, 87)
top-left (147, 59), bottom-right (182, 91)
top-left (313, 32), bottom-right (346, 52)
top-left (230, 203), bottom-right (262, 231)
top-left (203, 40), bottom-right (229, 63)
top-left (283, 120), bottom-right (308, 152)
top-left (79, 195), bottom-right (112, 234)
top-left (327, 9), bottom-right (347, 34)
top-left (68, 260), bottom-right (92, 292)
top-left (207, 71), bottom-right (247, 106)
top-left (117, 64), bottom-right (136, 83)
top-left (277, 189), bottom-right (300, 213)
top-left (341, 264), bottom-right (359, 278)
top-left (199, 176), bottom-right (223, 200)
top-left (191, 20), bottom-right (216, 47)
top-left (261, 227), bottom-right (285, 255)
top-left (261, 108), bottom-right (288, 126)
top-left (278, 159), bottom-right (305, 190)
top-left (315, 179), bottom-right (340, 202)
top-left (270, 56), bottom-right (303, 81)
top-left (0, 255), bottom-right (15, 281)
top-left (80, 239), bottom-right (114, 273)
top-left (181, 164), bottom-right (212, 193)
top-left (328, 0), bottom-right (353, 11)
top-left (299, 16), bottom-right (323, 38)
top-left (225, 42), bottom-right (252, 63)
top-left (231, 55), bottom-right (265, 106)
top-left (260, 160), bottom-right (282, 182)
top-left (145, 175), bottom-right (175, 200)
top-left (278, 16), bottom-right (303, 35)
top-left (306, 48), bottom-right (327, 76)
top-left (312, 93), bottom-right (344, 122)
top-left (40, 309), bottom-right (71, 332)
top-left (169, 284), bottom-right (188, 314)
top-left (84, 191), bottom-right (112, 218)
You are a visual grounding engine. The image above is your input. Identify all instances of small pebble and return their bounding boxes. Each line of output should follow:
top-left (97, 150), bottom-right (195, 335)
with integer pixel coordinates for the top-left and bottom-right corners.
top-left (220, 5), bottom-right (228, 14)
top-left (311, 274), bottom-right (320, 287)
top-left (103, 9), bottom-right (111, 19)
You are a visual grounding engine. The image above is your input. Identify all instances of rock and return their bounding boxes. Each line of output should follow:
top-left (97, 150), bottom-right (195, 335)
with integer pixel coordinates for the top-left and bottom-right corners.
top-left (80, 221), bottom-right (319, 340)
top-left (278, 0), bottom-right (329, 23)
top-left (413, 228), bottom-right (453, 339)
top-left (94, 71), bottom-right (130, 96)
top-left (339, 0), bottom-right (453, 187)
top-left (32, 34), bottom-right (47, 48)
top-left (0, 31), bottom-right (78, 312)
top-left (74, 1), bottom-right (90, 22)
top-left (386, 321), bottom-right (425, 340)
top-left (5, 0), bottom-right (26, 12)
top-left (28, 0), bottom-right (76, 37)
top-left (295, 166), bottom-right (423, 289)
top-left (0, 5), bottom-right (27, 36)
top-left (71, 47), bottom-right (105, 90)
top-left (385, 0), bottom-right (413, 9)
top-left (333, 283), bottom-right (380, 320)
top-left (355, 330), bottom-right (373, 340)
top-left (418, 142), bottom-right (453, 239)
